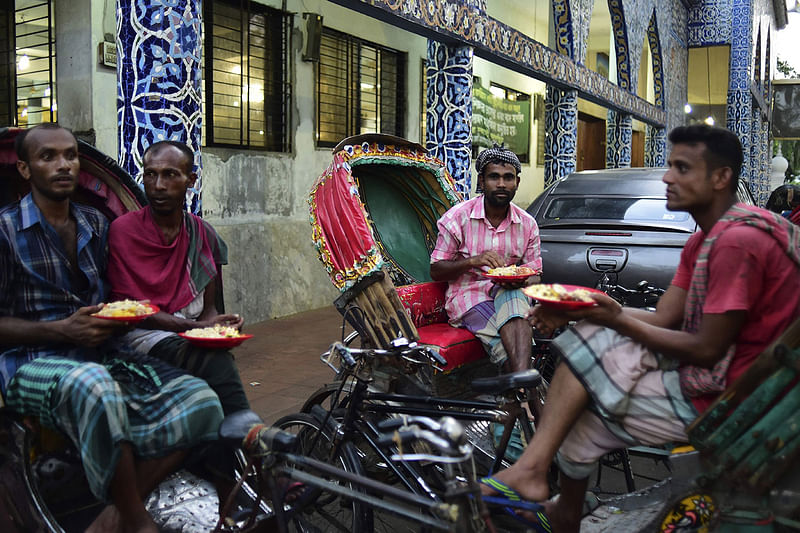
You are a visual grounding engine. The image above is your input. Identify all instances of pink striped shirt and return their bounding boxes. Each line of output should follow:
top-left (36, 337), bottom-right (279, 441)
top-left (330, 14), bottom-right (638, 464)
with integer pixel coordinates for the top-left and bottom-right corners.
top-left (430, 195), bottom-right (542, 322)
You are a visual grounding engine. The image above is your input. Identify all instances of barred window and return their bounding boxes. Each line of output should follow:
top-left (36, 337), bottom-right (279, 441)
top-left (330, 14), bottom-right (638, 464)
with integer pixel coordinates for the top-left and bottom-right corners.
top-left (204, 0), bottom-right (290, 151)
top-left (0, 0), bottom-right (57, 127)
top-left (316, 28), bottom-right (406, 147)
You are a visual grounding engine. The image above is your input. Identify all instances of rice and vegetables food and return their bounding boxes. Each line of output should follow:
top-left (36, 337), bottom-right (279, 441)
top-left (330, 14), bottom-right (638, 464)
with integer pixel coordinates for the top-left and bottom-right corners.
top-left (94, 299), bottom-right (153, 317)
top-left (523, 283), bottom-right (595, 302)
top-left (487, 265), bottom-right (537, 276)
top-left (184, 324), bottom-right (243, 338)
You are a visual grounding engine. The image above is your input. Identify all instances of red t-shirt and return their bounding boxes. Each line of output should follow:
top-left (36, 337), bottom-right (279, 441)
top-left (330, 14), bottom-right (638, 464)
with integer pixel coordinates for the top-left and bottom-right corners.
top-left (672, 225), bottom-right (800, 412)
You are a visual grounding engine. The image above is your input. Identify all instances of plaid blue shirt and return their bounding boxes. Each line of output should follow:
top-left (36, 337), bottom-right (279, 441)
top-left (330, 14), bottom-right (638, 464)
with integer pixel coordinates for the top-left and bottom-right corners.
top-left (0, 194), bottom-right (109, 392)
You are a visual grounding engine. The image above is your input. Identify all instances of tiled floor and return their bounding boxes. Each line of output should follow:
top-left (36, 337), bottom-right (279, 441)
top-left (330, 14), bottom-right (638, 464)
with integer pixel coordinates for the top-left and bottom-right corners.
top-left (232, 305), bottom-right (351, 423)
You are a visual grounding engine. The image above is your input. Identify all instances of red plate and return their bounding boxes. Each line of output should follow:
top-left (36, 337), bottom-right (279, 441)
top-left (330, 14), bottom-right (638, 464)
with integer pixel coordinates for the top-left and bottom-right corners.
top-left (92, 303), bottom-right (159, 323)
top-left (481, 270), bottom-right (541, 282)
top-left (177, 333), bottom-right (254, 349)
top-left (523, 284), bottom-right (603, 310)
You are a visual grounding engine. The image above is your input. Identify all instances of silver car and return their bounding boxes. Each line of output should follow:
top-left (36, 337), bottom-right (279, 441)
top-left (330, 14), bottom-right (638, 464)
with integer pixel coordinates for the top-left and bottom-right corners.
top-left (525, 168), bottom-right (756, 307)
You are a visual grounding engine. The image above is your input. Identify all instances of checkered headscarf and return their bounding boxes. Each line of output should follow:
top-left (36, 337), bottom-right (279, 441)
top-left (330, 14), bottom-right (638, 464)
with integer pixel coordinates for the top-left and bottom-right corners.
top-left (475, 144), bottom-right (522, 175)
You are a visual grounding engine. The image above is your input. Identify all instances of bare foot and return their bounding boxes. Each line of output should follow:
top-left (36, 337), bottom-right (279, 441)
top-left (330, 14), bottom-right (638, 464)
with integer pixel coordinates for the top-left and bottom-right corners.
top-left (85, 505), bottom-right (120, 533)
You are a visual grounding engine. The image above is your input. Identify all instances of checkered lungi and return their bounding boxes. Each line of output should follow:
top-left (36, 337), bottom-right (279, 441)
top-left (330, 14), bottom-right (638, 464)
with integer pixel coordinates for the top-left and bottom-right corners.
top-left (5, 354), bottom-right (223, 501)
top-left (459, 287), bottom-right (532, 364)
top-left (550, 321), bottom-right (698, 480)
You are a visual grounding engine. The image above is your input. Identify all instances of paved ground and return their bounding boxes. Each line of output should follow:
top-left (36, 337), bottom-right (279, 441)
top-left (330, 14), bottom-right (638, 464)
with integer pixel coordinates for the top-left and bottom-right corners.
top-left (232, 305), bottom-right (350, 423)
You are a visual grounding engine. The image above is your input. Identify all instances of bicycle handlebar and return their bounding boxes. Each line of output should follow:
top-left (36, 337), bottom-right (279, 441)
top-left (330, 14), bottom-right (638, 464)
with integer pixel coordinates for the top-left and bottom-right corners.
top-left (321, 338), bottom-right (448, 373)
top-left (375, 416), bottom-right (472, 462)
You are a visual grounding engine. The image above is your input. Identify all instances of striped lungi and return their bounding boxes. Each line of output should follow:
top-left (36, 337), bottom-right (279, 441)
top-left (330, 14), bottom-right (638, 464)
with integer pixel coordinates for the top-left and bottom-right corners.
top-left (550, 322), bottom-right (698, 480)
top-left (459, 287), bottom-right (532, 364)
top-left (5, 354), bottom-right (223, 501)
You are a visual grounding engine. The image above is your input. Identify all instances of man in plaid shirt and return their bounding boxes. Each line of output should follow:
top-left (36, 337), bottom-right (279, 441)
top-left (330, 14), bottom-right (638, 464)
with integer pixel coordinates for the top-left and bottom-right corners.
top-left (430, 145), bottom-right (542, 373)
top-left (0, 123), bottom-right (223, 533)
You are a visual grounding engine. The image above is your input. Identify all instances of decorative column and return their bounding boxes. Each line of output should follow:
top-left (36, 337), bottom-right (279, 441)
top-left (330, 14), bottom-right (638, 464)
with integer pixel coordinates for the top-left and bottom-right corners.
top-left (644, 125), bottom-right (666, 167)
top-left (761, 116), bottom-right (770, 205)
top-left (605, 110), bottom-right (632, 168)
top-left (426, 40), bottom-right (473, 195)
top-left (725, 0), bottom-right (753, 188)
top-left (117, 0), bottom-right (204, 214)
top-left (750, 115), bottom-right (771, 205)
top-left (544, 85), bottom-right (578, 187)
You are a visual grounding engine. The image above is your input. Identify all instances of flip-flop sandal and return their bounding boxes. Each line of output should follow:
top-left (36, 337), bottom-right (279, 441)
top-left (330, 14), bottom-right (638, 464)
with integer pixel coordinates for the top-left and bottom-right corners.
top-left (479, 476), bottom-right (552, 533)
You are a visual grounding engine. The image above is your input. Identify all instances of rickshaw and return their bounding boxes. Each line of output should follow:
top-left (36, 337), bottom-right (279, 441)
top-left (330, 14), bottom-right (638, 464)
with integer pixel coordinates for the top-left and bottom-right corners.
top-left (0, 127), bottom-right (235, 532)
top-left (308, 133), bottom-right (800, 531)
top-left (308, 133), bottom-right (506, 396)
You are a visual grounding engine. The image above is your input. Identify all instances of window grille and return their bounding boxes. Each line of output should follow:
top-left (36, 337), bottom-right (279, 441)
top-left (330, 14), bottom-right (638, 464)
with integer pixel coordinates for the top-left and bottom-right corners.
top-left (204, 0), bottom-right (291, 151)
top-left (316, 28), bottom-right (406, 147)
top-left (0, 0), bottom-right (56, 127)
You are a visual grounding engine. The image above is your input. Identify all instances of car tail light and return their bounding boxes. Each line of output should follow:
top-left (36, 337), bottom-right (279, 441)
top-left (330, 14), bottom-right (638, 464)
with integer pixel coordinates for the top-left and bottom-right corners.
top-left (590, 249), bottom-right (625, 256)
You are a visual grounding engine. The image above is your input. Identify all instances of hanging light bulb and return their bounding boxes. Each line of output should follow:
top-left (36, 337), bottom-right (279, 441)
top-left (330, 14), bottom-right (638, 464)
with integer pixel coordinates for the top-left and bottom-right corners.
top-left (704, 116), bottom-right (715, 126)
top-left (17, 54), bottom-right (29, 71)
top-left (684, 103), bottom-right (692, 114)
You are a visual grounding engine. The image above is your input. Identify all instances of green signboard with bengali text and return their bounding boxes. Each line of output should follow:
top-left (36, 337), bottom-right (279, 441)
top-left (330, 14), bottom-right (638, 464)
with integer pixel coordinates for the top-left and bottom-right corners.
top-left (472, 85), bottom-right (531, 159)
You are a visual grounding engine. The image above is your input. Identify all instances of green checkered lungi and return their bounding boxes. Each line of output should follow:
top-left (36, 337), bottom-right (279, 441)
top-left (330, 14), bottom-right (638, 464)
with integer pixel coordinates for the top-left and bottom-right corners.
top-left (5, 355), bottom-right (223, 501)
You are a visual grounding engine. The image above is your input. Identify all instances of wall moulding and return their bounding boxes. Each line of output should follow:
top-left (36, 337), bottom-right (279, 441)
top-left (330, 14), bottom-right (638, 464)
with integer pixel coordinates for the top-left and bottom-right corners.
top-left (331, 0), bottom-right (667, 127)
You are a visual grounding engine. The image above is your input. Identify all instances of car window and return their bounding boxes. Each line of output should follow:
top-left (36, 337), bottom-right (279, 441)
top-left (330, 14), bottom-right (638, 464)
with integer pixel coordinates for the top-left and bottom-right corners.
top-left (543, 197), bottom-right (692, 222)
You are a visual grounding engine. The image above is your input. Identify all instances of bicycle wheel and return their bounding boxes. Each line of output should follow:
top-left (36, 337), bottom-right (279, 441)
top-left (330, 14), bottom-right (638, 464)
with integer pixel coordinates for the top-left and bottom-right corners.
top-left (273, 412), bottom-right (369, 533)
top-left (300, 380), bottom-right (355, 414)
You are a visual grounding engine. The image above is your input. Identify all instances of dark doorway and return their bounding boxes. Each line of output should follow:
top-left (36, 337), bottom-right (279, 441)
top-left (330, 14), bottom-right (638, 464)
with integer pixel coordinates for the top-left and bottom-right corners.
top-left (577, 112), bottom-right (605, 171)
top-left (632, 130), bottom-right (644, 167)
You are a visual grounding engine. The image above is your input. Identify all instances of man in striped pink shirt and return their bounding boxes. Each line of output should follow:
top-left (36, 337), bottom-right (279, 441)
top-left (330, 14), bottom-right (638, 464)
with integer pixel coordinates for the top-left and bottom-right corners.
top-left (430, 146), bottom-right (542, 372)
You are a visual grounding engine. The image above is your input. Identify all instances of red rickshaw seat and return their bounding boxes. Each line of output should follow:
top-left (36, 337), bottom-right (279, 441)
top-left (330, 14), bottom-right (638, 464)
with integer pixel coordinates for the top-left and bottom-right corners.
top-left (396, 281), bottom-right (486, 371)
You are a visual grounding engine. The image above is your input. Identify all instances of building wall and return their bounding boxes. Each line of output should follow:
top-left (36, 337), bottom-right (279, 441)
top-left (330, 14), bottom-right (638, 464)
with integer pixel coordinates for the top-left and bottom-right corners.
top-left (49, 0), bottom-right (779, 321)
top-left (203, 0), bottom-right (429, 321)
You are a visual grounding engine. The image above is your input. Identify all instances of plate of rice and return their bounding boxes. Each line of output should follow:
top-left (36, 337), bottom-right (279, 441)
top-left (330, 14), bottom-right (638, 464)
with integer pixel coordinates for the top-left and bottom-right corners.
top-left (481, 265), bottom-right (540, 282)
top-left (178, 324), bottom-right (253, 348)
top-left (522, 284), bottom-right (603, 309)
top-left (92, 300), bottom-right (159, 322)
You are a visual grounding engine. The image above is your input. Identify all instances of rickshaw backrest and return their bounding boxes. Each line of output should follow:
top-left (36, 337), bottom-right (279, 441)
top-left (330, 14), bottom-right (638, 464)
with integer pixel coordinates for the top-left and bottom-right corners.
top-left (686, 316), bottom-right (800, 494)
top-left (0, 127), bottom-right (147, 218)
top-left (333, 271), bottom-right (419, 348)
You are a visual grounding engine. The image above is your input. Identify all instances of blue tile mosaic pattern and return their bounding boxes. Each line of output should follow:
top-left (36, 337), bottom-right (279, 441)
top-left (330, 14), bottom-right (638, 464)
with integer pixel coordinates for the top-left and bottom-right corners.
top-left (644, 125), bottom-right (666, 167)
top-left (726, 0), bottom-right (753, 185)
top-left (606, 110), bottom-right (632, 168)
top-left (553, 0), bottom-right (574, 57)
top-left (116, 0), bottom-right (203, 214)
top-left (544, 86), bottom-right (577, 187)
top-left (608, 0), bottom-right (631, 91)
top-left (688, 0), bottom-right (732, 46)
top-left (647, 11), bottom-right (665, 109)
top-left (426, 40), bottom-right (473, 194)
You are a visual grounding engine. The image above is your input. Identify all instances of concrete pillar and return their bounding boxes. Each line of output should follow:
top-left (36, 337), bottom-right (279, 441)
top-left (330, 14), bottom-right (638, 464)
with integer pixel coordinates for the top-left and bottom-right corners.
top-left (605, 110), bottom-right (632, 168)
top-left (543, 85), bottom-right (577, 186)
top-left (116, 0), bottom-right (203, 213)
top-left (426, 40), bottom-right (473, 195)
top-left (644, 125), bottom-right (666, 167)
top-left (55, 0), bottom-right (117, 156)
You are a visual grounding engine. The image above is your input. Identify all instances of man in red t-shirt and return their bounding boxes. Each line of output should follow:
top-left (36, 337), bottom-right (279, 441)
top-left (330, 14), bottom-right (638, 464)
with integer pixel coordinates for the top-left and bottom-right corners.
top-left (479, 125), bottom-right (800, 532)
